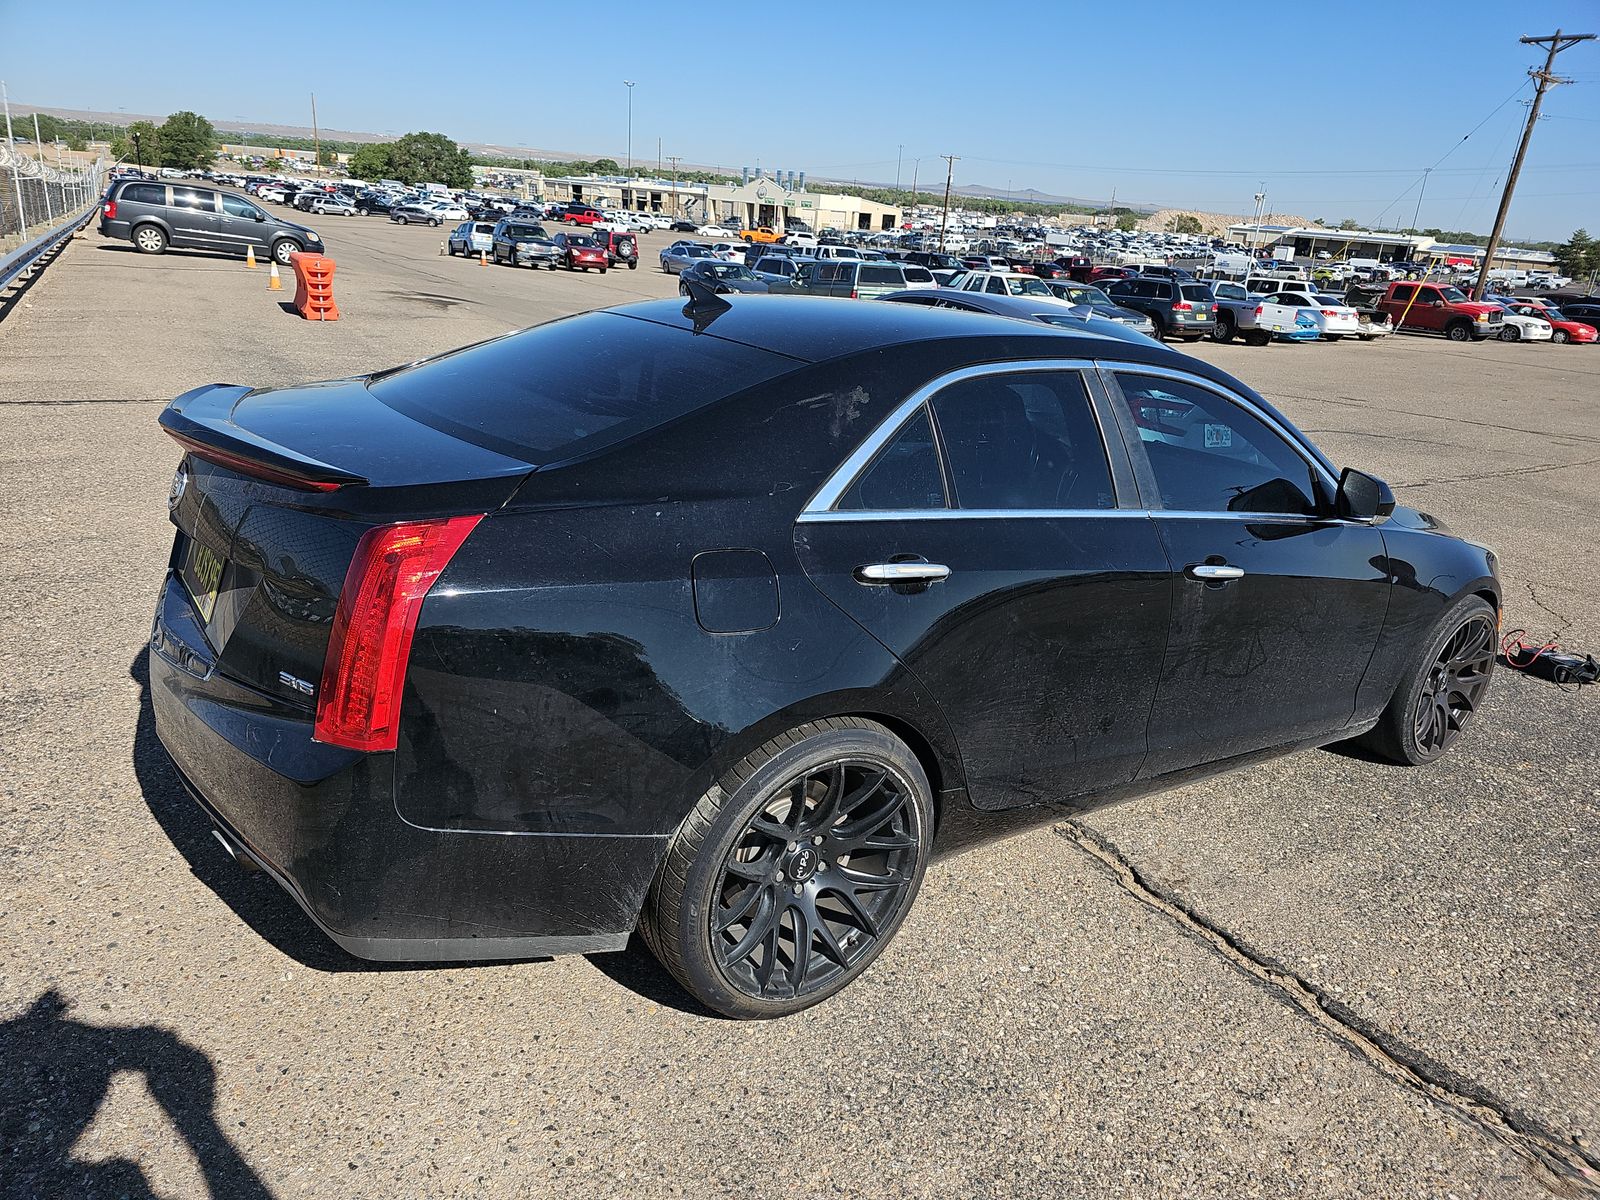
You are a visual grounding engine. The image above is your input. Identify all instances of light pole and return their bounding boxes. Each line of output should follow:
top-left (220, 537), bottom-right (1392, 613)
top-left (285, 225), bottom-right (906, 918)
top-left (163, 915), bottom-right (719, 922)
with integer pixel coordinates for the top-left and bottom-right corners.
top-left (624, 80), bottom-right (635, 175)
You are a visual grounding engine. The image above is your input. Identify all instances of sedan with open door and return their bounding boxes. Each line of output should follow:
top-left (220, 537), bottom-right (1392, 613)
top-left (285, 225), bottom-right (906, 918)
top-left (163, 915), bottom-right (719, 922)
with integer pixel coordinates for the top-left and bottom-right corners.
top-left (149, 296), bottom-right (1500, 1019)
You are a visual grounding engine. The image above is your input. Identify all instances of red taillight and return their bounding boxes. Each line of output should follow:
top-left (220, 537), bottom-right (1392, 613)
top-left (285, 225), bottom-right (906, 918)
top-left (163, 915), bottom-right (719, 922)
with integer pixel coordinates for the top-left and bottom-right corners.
top-left (103, 199), bottom-right (117, 220)
top-left (1321, 309), bottom-right (1338, 317)
top-left (850, 289), bottom-right (859, 299)
top-left (313, 515), bottom-right (483, 752)
top-left (1173, 301), bottom-right (1192, 311)
top-left (1255, 305), bottom-right (1264, 316)
top-left (165, 430), bottom-right (344, 492)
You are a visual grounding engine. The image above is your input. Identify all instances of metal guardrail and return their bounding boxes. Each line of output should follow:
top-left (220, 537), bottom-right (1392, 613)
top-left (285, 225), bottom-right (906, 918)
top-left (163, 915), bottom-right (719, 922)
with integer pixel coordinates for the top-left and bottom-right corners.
top-left (0, 203), bottom-right (97, 292)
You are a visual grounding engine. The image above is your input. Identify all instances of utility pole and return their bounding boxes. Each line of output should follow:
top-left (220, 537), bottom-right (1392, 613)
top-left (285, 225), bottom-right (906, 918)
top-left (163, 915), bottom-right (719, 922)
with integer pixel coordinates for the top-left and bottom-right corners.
top-left (624, 80), bottom-right (636, 174)
top-left (1473, 29), bottom-right (1594, 300)
top-left (310, 92), bottom-right (320, 173)
top-left (938, 154), bottom-right (958, 252)
top-left (3, 81), bottom-right (26, 238)
top-left (667, 155), bottom-right (681, 218)
top-left (895, 143), bottom-right (903, 198)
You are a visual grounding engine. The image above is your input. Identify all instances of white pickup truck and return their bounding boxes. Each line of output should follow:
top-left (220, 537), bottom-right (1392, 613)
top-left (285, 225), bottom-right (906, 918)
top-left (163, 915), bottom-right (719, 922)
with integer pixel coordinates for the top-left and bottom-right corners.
top-left (1208, 281), bottom-right (1321, 345)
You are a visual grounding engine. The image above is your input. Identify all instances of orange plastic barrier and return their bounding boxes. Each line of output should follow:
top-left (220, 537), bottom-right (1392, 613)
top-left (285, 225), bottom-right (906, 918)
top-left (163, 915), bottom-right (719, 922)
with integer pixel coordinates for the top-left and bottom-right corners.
top-left (288, 252), bottom-right (340, 321)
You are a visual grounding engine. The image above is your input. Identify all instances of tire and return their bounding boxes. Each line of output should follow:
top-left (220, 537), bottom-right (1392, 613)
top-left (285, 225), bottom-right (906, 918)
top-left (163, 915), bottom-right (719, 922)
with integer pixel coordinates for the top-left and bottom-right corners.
top-left (680, 284), bottom-right (690, 297)
top-left (1322, 334), bottom-right (1344, 342)
top-left (1244, 330), bottom-right (1271, 347)
top-left (1446, 322), bottom-right (1472, 342)
top-left (1211, 314), bottom-right (1235, 344)
top-left (430, 218), bottom-right (442, 227)
top-left (628, 260), bottom-right (637, 270)
top-left (1150, 314), bottom-right (1169, 340)
top-left (132, 224), bottom-right (167, 255)
top-left (270, 239), bottom-right (298, 266)
top-left (1354, 595), bottom-right (1496, 766)
top-left (1552, 329), bottom-right (1569, 344)
top-left (1499, 326), bottom-right (1521, 342)
top-left (641, 717), bottom-right (934, 1019)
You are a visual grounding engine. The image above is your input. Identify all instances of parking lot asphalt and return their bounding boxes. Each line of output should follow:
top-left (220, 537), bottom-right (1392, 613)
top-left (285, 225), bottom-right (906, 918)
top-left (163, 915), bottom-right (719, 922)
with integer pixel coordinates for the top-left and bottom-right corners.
top-left (1, 218), bottom-right (1596, 1199)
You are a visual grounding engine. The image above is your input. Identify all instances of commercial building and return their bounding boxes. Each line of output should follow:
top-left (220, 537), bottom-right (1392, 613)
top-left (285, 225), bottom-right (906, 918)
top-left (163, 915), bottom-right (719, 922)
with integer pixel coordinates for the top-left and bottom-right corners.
top-left (523, 169), bottom-right (902, 232)
top-left (1225, 223), bottom-right (1557, 271)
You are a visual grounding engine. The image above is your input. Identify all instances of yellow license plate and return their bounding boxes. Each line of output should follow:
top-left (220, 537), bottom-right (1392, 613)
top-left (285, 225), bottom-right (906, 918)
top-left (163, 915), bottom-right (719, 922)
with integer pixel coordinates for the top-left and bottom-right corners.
top-left (180, 538), bottom-right (224, 623)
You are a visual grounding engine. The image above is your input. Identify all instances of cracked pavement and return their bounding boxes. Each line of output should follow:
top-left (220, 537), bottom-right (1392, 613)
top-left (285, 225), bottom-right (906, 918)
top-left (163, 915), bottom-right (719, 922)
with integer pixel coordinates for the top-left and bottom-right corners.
top-left (1, 225), bottom-right (1596, 1198)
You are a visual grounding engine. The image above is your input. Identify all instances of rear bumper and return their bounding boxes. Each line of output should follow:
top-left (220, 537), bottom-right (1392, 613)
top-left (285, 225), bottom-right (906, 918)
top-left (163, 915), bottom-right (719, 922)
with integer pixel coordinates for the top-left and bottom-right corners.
top-left (149, 575), bottom-right (662, 962)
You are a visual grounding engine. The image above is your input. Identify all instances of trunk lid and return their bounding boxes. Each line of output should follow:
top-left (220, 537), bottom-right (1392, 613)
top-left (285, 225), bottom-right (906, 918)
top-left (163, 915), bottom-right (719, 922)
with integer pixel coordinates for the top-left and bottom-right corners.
top-left (158, 380), bottom-right (534, 709)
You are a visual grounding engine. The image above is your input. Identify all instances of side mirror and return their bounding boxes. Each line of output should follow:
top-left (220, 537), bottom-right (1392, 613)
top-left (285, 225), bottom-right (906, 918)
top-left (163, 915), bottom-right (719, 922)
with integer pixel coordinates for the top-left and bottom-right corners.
top-left (1430, 299), bottom-right (1445, 308)
top-left (255, 212), bottom-right (266, 221)
top-left (1336, 467), bottom-right (1395, 524)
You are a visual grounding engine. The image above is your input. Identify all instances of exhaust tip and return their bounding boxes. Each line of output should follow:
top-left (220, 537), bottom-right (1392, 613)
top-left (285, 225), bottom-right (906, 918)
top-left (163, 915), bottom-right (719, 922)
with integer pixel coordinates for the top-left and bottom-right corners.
top-left (211, 827), bottom-right (261, 874)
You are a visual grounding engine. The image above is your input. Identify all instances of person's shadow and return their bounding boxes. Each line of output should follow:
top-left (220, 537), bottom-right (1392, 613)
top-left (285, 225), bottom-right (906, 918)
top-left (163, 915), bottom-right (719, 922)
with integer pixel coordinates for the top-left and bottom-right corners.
top-left (0, 990), bottom-right (273, 1199)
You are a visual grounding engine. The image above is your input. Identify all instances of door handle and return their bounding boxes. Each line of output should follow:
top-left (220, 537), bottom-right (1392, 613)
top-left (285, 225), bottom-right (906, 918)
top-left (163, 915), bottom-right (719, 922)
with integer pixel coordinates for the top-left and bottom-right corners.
top-left (1186, 563), bottom-right (1245, 582)
top-left (855, 562), bottom-right (952, 585)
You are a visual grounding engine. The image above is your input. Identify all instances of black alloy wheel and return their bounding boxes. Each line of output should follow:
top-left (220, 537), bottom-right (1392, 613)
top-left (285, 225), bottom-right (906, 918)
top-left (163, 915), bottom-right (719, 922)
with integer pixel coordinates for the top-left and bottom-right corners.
top-left (643, 718), bottom-right (933, 1018)
top-left (1356, 596), bottom-right (1496, 765)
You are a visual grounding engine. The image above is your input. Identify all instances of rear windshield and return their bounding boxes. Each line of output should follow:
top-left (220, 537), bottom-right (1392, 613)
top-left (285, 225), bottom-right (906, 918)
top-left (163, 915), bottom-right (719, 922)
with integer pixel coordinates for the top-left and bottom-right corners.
top-left (368, 312), bottom-right (795, 463)
top-left (1180, 285), bottom-right (1213, 302)
top-left (859, 266), bottom-right (903, 286)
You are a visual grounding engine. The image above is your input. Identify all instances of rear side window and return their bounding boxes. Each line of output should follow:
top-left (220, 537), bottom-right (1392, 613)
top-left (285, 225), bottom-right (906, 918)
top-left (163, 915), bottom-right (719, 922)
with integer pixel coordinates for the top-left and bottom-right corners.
top-left (930, 371), bottom-right (1115, 511)
top-left (119, 182), bottom-right (165, 205)
top-left (1391, 284), bottom-right (1416, 303)
top-left (369, 312), bottom-right (795, 464)
top-left (1180, 285), bottom-right (1213, 302)
top-left (836, 407), bottom-right (946, 511)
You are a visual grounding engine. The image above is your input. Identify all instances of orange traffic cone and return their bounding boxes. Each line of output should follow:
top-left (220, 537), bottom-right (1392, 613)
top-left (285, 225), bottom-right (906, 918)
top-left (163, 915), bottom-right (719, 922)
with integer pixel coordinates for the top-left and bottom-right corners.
top-left (246, 243), bottom-right (258, 269)
top-left (267, 261), bottom-right (282, 291)
top-left (479, 249), bottom-right (488, 267)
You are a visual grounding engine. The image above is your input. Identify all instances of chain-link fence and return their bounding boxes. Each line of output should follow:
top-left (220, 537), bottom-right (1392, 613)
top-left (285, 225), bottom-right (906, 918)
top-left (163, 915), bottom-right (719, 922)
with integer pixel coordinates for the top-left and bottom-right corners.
top-left (0, 144), bottom-right (108, 256)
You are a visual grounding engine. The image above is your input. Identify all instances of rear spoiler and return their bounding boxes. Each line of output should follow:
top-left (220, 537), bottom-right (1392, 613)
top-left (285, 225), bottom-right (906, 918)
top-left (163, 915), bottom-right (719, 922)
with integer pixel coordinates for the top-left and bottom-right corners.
top-left (158, 383), bottom-right (369, 492)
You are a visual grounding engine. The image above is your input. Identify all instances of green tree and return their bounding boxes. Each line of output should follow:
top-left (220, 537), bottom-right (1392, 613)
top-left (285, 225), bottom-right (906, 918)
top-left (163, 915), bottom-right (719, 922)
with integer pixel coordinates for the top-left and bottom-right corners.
top-left (157, 111), bottom-right (218, 169)
top-left (112, 120), bottom-right (161, 167)
top-left (348, 142), bottom-right (395, 181)
top-left (1116, 212), bottom-right (1140, 232)
top-left (1339, 218), bottom-right (1359, 231)
top-left (1170, 214), bottom-right (1203, 234)
top-left (384, 132), bottom-right (473, 187)
top-left (1554, 229), bottom-right (1595, 278)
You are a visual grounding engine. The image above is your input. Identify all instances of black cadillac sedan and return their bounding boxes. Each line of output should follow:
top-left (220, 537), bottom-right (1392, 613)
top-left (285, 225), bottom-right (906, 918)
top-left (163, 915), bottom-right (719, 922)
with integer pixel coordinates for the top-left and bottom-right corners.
top-left (150, 295), bottom-right (1500, 1019)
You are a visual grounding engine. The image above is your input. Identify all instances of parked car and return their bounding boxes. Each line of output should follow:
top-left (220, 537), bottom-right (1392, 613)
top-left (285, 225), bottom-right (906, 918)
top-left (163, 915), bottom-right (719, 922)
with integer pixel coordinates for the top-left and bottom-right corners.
top-left (449, 221), bottom-right (499, 257)
top-left (669, 219), bottom-right (700, 232)
top-left (424, 202), bottom-right (470, 222)
top-left (309, 194), bottom-right (356, 216)
top-left (491, 220), bottom-right (559, 268)
top-left (1376, 282), bottom-right (1504, 341)
top-left (1506, 298), bottom-right (1598, 344)
top-left (661, 243), bottom-right (715, 274)
top-left (593, 229), bottom-right (640, 270)
top-left (390, 204), bottom-right (444, 227)
top-left (899, 264), bottom-right (940, 290)
top-left (99, 179), bottom-right (324, 265)
top-left (740, 226), bottom-right (782, 244)
top-left (1492, 307), bottom-right (1553, 343)
top-left (1106, 278), bottom-right (1217, 342)
top-left (1261, 292), bottom-right (1365, 341)
top-left (551, 232), bottom-right (609, 272)
top-left (1089, 265), bottom-right (1137, 284)
top-left (947, 270), bottom-right (1055, 299)
top-left (150, 295), bottom-right (1499, 1019)
top-left (354, 193), bottom-right (394, 216)
top-left (785, 258), bottom-right (909, 300)
top-left (678, 260), bottom-right (771, 295)
top-left (560, 205), bottom-right (605, 226)
top-left (751, 254), bottom-right (809, 284)
top-left (1040, 281), bottom-right (1157, 334)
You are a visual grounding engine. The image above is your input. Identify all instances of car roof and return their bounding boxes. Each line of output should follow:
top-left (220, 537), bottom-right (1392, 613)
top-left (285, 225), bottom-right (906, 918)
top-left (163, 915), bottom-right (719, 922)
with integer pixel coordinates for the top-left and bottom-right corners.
top-left (611, 294), bottom-right (1177, 366)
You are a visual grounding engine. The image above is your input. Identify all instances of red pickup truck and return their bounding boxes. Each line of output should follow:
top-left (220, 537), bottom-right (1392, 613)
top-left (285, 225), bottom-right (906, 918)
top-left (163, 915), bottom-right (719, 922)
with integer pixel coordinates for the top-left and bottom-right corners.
top-left (1377, 281), bottom-right (1503, 342)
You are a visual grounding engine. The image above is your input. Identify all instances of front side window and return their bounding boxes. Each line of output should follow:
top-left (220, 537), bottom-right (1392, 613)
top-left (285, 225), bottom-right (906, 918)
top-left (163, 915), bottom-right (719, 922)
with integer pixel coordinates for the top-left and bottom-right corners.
top-left (930, 372), bottom-right (1115, 511)
top-left (836, 407), bottom-right (946, 511)
top-left (1112, 375), bottom-right (1316, 516)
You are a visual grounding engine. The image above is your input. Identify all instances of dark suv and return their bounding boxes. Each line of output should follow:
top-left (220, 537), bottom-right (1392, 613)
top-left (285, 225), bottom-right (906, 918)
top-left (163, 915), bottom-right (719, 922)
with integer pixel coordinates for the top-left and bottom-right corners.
top-left (1106, 277), bottom-right (1217, 341)
top-left (100, 179), bottom-right (325, 265)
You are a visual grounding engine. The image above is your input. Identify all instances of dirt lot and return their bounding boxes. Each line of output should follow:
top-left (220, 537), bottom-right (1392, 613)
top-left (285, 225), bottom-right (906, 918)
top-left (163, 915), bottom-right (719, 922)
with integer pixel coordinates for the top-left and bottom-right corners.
top-left (1, 217), bottom-right (1596, 1199)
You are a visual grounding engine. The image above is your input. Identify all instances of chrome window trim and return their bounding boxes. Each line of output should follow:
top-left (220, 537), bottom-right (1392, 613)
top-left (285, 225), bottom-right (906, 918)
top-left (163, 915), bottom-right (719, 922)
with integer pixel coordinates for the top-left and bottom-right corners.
top-left (1095, 360), bottom-right (1338, 490)
top-left (799, 508), bottom-right (1152, 524)
top-left (800, 359), bottom-right (1103, 515)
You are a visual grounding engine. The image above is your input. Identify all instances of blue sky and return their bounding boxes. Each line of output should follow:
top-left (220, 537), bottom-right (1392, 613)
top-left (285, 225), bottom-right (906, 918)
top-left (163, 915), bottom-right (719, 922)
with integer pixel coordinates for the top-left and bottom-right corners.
top-left (5, 0), bottom-right (1598, 239)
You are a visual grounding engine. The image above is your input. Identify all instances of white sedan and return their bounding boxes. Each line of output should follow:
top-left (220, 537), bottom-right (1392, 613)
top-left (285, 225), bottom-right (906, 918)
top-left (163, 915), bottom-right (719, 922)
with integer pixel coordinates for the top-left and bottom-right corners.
top-left (1265, 292), bottom-right (1365, 341)
top-left (1496, 309), bottom-right (1553, 342)
top-left (425, 202), bottom-right (470, 221)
